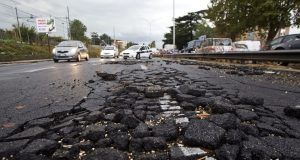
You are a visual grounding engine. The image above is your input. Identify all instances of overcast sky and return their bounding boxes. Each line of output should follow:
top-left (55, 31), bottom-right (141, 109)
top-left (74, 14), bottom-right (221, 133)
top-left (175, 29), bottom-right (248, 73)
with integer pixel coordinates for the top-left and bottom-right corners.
top-left (1, 0), bottom-right (299, 48)
top-left (0, 0), bottom-right (211, 48)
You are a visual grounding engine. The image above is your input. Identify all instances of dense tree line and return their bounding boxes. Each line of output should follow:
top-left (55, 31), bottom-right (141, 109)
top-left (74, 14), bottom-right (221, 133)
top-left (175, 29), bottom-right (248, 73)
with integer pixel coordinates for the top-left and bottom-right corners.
top-left (163, 0), bottom-right (299, 49)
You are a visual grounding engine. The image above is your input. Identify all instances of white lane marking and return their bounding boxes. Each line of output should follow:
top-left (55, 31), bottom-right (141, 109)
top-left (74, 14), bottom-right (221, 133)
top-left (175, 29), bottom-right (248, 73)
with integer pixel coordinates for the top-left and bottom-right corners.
top-left (140, 64), bottom-right (148, 70)
top-left (24, 67), bottom-right (56, 73)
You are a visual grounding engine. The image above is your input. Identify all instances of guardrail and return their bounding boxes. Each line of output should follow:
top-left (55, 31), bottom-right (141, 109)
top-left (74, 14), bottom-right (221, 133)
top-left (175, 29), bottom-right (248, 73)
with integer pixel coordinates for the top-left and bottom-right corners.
top-left (158, 50), bottom-right (300, 63)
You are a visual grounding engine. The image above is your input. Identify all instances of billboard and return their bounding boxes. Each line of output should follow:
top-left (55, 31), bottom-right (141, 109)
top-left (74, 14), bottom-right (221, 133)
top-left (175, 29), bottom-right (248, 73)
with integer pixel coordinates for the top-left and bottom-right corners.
top-left (36, 18), bottom-right (56, 33)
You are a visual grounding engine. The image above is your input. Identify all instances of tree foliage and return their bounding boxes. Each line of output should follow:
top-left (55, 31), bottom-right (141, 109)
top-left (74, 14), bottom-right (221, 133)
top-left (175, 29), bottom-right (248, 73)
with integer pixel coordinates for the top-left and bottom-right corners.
top-left (91, 32), bottom-right (100, 45)
top-left (126, 41), bottom-right (138, 48)
top-left (99, 33), bottom-right (112, 45)
top-left (149, 41), bottom-right (156, 48)
top-left (70, 19), bottom-right (87, 41)
top-left (206, 0), bottom-right (300, 42)
top-left (163, 11), bottom-right (214, 49)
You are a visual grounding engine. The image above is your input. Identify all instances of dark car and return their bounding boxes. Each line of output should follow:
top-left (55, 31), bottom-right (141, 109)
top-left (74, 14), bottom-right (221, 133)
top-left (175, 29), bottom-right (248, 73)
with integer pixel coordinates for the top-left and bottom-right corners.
top-left (265, 34), bottom-right (300, 50)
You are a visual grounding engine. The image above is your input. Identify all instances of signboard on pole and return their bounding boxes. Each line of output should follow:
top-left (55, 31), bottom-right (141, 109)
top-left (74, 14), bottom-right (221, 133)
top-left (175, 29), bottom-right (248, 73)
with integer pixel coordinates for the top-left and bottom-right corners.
top-left (36, 18), bottom-right (56, 33)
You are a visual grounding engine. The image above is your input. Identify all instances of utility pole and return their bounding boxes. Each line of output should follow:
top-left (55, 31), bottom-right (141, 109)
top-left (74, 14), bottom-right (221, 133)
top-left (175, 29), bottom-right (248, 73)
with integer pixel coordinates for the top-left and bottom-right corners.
top-left (113, 26), bottom-right (116, 45)
top-left (173, 0), bottom-right (176, 51)
top-left (67, 6), bottom-right (71, 40)
top-left (15, 7), bottom-right (22, 43)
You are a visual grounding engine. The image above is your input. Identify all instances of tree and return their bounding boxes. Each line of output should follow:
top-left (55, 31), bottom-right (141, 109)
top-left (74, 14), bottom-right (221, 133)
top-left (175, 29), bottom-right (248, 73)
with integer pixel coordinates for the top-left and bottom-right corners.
top-left (163, 11), bottom-right (208, 49)
top-left (91, 32), bottom-right (100, 45)
top-left (195, 23), bottom-right (215, 39)
top-left (70, 19), bottom-right (87, 41)
top-left (206, 0), bottom-right (300, 42)
top-left (149, 41), bottom-right (156, 48)
top-left (126, 41), bottom-right (138, 48)
top-left (99, 33), bottom-right (112, 45)
top-left (12, 23), bottom-right (37, 44)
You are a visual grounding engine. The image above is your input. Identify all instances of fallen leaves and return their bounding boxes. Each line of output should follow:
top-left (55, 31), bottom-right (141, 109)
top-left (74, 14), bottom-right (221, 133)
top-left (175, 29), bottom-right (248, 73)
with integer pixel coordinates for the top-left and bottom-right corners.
top-left (15, 104), bottom-right (27, 110)
top-left (196, 111), bottom-right (210, 119)
top-left (2, 122), bottom-right (16, 128)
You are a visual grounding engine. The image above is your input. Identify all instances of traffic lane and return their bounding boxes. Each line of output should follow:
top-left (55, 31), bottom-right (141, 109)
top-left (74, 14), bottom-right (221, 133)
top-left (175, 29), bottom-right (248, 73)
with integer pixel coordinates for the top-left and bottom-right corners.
top-left (0, 58), bottom-right (125, 137)
top-left (169, 62), bottom-right (300, 109)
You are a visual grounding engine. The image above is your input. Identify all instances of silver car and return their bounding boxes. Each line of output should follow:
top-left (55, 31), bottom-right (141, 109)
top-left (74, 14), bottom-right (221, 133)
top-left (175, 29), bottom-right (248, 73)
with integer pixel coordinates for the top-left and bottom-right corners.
top-left (52, 40), bottom-right (89, 63)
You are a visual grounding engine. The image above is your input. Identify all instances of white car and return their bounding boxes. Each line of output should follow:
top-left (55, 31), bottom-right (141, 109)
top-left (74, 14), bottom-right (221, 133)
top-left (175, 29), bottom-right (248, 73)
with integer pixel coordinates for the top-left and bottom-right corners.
top-left (233, 43), bottom-right (249, 52)
top-left (121, 45), bottom-right (152, 59)
top-left (100, 46), bottom-right (118, 58)
top-left (235, 40), bottom-right (261, 51)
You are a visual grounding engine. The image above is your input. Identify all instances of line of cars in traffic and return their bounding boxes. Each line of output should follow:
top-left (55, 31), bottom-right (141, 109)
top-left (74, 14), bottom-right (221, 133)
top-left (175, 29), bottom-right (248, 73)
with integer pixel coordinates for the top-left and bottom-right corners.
top-left (178, 33), bottom-right (300, 54)
top-left (51, 34), bottom-right (300, 62)
top-left (52, 41), bottom-right (155, 62)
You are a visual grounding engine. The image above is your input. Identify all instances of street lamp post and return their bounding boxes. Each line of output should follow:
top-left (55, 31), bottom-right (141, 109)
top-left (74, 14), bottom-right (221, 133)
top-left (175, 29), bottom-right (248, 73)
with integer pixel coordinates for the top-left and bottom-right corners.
top-left (173, 0), bottom-right (176, 50)
top-left (141, 19), bottom-right (152, 44)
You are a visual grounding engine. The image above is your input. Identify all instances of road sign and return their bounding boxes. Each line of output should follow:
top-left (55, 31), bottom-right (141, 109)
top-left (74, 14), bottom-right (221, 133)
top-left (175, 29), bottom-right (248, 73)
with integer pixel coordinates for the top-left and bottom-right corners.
top-left (36, 18), bottom-right (56, 33)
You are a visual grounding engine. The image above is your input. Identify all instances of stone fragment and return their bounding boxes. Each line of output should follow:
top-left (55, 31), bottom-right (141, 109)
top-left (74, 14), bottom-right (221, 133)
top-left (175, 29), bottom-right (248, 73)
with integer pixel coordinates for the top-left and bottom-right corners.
top-left (208, 113), bottom-right (238, 129)
top-left (83, 148), bottom-right (129, 160)
top-left (7, 126), bottom-right (46, 140)
top-left (145, 85), bottom-right (164, 98)
top-left (184, 119), bottom-right (225, 149)
top-left (170, 146), bottom-right (207, 160)
top-left (236, 109), bottom-right (259, 121)
top-left (152, 120), bottom-right (178, 140)
top-left (132, 123), bottom-right (152, 138)
top-left (20, 139), bottom-right (60, 156)
top-left (0, 139), bottom-right (30, 157)
top-left (82, 124), bottom-right (106, 141)
top-left (284, 105), bottom-right (300, 119)
top-left (143, 137), bottom-right (167, 151)
top-left (215, 144), bottom-right (240, 160)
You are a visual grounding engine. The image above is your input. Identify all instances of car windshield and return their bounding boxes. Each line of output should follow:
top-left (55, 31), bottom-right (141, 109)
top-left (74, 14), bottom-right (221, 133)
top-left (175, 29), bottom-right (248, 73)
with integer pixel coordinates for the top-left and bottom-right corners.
top-left (214, 39), bottom-right (232, 46)
top-left (128, 45), bottom-right (141, 50)
top-left (57, 41), bottom-right (78, 47)
top-left (235, 43), bottom-right (248, 49)
top-left (104, 46), bottom-right (114, 50)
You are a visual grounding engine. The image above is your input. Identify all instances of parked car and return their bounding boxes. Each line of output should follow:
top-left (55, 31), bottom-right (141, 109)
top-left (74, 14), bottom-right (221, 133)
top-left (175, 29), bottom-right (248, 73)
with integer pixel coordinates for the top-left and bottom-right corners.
top-left (234, 40), bottom-right (261, 51)
top-left (199, 38), bottom-right (233, 53)
top-left (121, 45), bottom-right (152, 59)
top-left (265, 34), bottom-right (300, 50)
top-left (52, 40), bottom-right (89, 63)
top-left (232, 43), bottom-right (249, 52)
top-left (100, 45), bottom-right (118, 58)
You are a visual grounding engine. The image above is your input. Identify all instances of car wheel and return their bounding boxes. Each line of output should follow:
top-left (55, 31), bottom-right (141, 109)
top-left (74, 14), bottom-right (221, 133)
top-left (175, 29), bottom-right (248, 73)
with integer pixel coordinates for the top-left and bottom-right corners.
top-left (86, 54), bottom-right (89, 61)
top-left (149, 54), bottom-right (152, 59)
top-left (67, 60), bottom-right (71, 62)
top-left (53, 59), bottom-right (59, 63)
top-left (77, 54), bottom-right (81, 62)
top-left (136, 53), bottom-right (140, 59)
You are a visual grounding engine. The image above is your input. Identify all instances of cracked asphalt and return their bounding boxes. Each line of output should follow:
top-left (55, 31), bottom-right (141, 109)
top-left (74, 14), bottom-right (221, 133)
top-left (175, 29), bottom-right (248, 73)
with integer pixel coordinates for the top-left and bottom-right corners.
top-left (0, 58), bottom-right (299, 159)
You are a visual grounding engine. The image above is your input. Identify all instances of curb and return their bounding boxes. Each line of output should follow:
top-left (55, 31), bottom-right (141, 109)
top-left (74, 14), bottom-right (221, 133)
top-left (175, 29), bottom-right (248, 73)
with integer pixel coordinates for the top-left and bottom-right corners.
top-left (0, 59), bottom-right (52, 65)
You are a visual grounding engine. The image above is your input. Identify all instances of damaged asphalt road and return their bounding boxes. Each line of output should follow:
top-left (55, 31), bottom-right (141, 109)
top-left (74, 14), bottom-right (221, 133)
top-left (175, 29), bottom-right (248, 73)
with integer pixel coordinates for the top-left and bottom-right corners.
top-left (0, 58), bottom-right (299, 159)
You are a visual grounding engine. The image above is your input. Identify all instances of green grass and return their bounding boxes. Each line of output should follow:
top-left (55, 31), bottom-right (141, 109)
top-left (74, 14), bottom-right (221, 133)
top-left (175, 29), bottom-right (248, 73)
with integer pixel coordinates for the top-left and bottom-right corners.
top-left (0, 40), bottom-right (53, 62)
top-left (0, 41), bottom-right (101, 62)
top-left (88, 46), bottom-right (101, 58)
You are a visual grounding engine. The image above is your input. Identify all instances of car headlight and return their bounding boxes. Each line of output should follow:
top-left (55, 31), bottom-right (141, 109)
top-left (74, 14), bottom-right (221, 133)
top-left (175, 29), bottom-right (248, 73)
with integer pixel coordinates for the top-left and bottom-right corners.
top-left (70, 48), bottom-right (77, 54)
top-left (52, 48), bottom-right (56, 54)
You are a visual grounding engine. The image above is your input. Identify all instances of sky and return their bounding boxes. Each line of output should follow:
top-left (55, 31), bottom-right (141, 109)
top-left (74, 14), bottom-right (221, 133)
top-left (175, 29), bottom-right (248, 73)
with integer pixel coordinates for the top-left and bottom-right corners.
top-left (0, 0), bottom-right (299, 48)
top-left (0, 0), bottom-right (211, 48)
